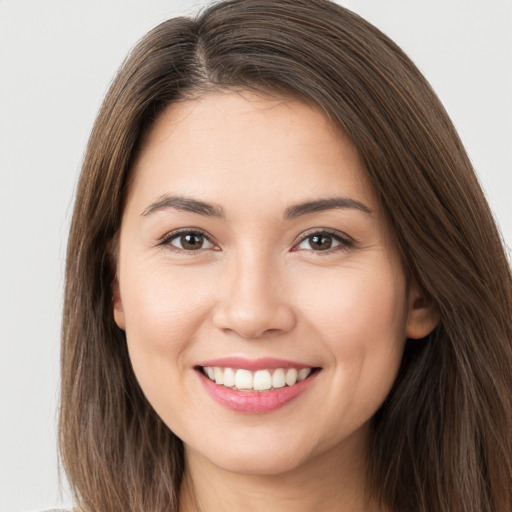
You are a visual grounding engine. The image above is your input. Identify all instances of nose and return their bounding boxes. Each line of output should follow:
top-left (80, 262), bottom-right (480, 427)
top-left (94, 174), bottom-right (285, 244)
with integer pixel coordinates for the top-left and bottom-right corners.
top-left (212, 252), bottom-right (297, 339)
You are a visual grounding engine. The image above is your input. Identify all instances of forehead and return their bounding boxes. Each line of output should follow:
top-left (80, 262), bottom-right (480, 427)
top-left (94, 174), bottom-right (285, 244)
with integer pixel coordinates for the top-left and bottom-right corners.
top-left (128, 90), bottom-right (377, 215)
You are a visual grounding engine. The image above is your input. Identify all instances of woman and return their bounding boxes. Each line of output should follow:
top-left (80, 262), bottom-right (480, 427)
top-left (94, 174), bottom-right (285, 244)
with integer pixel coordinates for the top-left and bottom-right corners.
top-left (59, 0), bottom-right (512, 511)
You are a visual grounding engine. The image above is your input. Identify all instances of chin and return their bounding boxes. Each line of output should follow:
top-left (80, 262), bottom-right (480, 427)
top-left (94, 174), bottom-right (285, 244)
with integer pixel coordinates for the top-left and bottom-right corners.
top-left (183, 426), bottom-right (326, 478)
top-left (208, 449), bottom-right (310, 477)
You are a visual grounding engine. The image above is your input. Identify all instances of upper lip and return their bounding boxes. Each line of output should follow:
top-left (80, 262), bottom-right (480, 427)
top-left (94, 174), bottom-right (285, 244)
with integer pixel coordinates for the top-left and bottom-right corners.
top-left (196, 357), bottom-right (315, 371)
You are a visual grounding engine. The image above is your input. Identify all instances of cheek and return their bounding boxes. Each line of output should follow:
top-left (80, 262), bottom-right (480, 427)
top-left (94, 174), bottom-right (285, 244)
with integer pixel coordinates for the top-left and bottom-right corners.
top-left (301, 263), bottom-right (408, 342)
top-left (301, 265), bottom-right (408, 409)
top-left (119, 262), bottom-right (215, 388)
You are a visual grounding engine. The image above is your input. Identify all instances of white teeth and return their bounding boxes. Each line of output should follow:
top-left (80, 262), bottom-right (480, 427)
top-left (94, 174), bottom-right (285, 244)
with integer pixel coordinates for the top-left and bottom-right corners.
top-left (297, 368), bottom-right (311, 382)
top-left (253, 370), bottom-right (272, 391)
top-left (214, 367), bottom-right (224, 385)
top-left (272, 368), bottom-right (286, 388)
top-left (203, 366), bottom-right (314, 391)
top-left (223, 367), bottom-right (236, 387)
top-left (285, 368), bottom-right (298, 386)
top-left (235, 369), bottom-right (253, 390)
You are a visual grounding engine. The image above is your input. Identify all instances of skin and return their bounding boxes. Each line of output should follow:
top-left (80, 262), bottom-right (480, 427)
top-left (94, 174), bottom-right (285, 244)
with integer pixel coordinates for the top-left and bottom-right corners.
top-left (113, 90), bottom-right (438, 512)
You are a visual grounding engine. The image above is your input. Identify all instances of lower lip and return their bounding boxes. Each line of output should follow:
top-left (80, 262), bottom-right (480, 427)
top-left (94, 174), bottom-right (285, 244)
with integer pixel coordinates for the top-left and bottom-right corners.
top-left (197, 369), bottom-right (319, 414)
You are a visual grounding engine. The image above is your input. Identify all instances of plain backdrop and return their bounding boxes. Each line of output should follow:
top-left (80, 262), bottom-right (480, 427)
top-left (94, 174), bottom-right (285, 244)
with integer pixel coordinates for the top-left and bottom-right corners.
top-left (0, 1), bottom-right (511, 510)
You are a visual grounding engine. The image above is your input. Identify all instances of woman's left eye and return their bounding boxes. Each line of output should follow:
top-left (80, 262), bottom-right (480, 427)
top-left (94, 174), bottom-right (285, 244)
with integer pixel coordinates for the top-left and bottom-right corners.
top-left (295, 231), bottom-right (352, 252)
top-left (161, 231), bottom-right (215, 252)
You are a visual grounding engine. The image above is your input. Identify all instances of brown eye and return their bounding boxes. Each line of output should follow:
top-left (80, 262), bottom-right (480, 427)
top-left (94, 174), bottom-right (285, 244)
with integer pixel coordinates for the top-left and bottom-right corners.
top-left (308, 234), bottom-right (333, 250)
top-left (296, 231), bottom-right (352, 252)
top-left (167, 231), bottom-right (214, 251)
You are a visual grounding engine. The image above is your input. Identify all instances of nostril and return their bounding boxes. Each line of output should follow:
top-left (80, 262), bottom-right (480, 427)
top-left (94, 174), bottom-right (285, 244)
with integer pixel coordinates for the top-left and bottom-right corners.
top-left (212, 303), bottom-right (297, 339)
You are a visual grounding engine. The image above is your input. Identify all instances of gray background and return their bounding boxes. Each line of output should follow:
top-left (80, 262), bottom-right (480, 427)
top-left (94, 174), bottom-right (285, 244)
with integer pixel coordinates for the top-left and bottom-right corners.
top-left (1, 1), bottom-right (510, 510)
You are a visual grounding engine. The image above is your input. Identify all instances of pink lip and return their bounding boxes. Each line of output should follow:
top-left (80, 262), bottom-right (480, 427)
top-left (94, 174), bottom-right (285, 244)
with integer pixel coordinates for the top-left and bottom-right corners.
top-left (196, 357), bottom-right (312, 371)
top-left (196, 368), bottom-right (319, 414)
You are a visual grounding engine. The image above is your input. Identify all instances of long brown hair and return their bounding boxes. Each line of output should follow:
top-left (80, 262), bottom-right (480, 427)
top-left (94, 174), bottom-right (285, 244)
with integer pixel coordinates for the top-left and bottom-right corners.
top-left (60, 1), bottom-right (512, 511)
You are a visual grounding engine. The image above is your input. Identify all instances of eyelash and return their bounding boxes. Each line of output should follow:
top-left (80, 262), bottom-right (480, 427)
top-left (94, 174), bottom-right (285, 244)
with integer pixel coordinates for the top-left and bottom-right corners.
top-left (158, 228), bottom-right (218, 254)
top-left (292, 229), bottom-right (354, 254)
top-left (158, 228), bottom-right (354, 255)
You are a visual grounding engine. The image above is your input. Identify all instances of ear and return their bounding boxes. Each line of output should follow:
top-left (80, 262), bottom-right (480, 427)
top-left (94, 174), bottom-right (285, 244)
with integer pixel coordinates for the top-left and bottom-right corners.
top-left (113, 279), bottom-right (126, 331)
top-left (406, 280), bottom-right (439, 339)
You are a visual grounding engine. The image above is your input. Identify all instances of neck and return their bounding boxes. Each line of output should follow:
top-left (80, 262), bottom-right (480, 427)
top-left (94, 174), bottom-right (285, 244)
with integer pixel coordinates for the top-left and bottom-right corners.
top-left (179, 428), bottom-right (384, 512)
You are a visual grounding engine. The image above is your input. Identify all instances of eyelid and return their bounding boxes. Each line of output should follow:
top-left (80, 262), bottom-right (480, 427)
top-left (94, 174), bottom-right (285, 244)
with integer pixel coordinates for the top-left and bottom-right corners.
top-left (291, 228), bottom-right (355, 252)
top-left (158, 227), bottom-right (219, 251)
top-left (157, 227), bottom-right (354, 254)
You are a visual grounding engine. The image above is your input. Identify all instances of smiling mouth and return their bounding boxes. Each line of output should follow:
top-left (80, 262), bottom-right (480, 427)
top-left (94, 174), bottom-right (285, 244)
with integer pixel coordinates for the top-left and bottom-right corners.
top-left (199, 366), bottom-right (319, 392)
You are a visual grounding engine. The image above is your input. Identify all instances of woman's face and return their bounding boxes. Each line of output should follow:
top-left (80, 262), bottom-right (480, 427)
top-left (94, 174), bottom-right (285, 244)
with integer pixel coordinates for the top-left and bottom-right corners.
top-left (114, 90), bottom-right (431, 476)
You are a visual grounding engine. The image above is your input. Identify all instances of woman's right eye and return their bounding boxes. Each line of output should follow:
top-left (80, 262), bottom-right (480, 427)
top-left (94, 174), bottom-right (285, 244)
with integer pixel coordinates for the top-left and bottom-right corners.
top-left (161, 231), bottom-right (215, 252)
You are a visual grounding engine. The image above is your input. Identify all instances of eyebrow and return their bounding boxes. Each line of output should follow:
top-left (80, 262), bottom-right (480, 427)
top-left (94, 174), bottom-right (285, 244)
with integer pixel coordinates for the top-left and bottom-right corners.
top-left (141, 194), bottom-right (372, 219)
top-left (141, 194), bottom-right (225, 218)
top-left (284, 197), bottom-right (372, 218)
